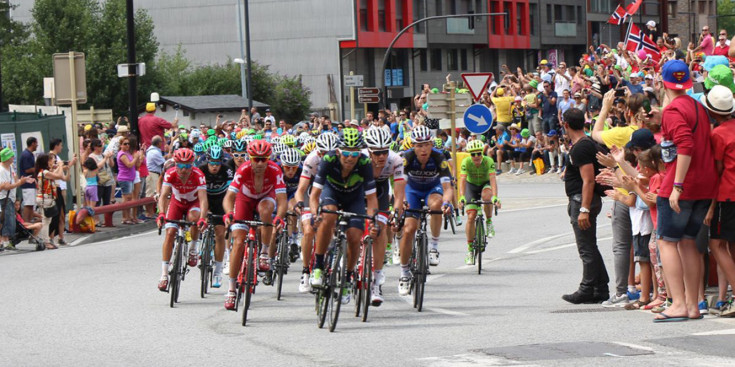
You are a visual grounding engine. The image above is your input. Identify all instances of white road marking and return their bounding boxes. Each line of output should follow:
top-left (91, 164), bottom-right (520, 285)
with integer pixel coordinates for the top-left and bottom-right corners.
top-left (612, 341), bottom-right (654, 352)
top-left (692, 328), bottom-right (735, 336)
top-left (71, 229), bottom-right (157, 247)
top-left (499, 203), bottom-right (566, 213)
top-left (524, 237), bottom-right (613, 255)
top-left (508, 224), bottom-right (612, 254)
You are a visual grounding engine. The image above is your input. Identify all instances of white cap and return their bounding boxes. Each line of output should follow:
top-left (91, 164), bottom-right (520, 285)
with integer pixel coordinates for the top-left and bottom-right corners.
top-left (646, 20), bottom-right (656, 28)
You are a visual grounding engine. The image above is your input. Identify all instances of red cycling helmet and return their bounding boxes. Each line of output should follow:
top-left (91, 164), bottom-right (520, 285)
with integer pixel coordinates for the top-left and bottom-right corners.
top-left (173, 148), bottom-right (195, 163)
top-left (247, 140), bottom-right (272, 157)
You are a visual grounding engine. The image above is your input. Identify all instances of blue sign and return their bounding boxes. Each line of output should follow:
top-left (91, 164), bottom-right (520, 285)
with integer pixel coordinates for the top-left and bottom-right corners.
top-left (384, 69), bottom-right (404, 86)
top-left (463, 104), bottom-right (493, 134)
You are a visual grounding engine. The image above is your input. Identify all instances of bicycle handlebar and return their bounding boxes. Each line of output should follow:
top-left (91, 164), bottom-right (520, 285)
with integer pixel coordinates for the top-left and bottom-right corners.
top-left (158, 219), bottom-right (195, 235)
top-left (224, 219), bottom-right (273, 240)
top-left (319, 208), bottom-right (375, 221)
top-left (404, 208), bottom-right (445, 215)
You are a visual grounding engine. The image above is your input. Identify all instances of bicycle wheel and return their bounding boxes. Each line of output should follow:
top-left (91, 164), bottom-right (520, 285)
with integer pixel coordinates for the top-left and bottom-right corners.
top-left (354, 243), bottom-right (363, 318)
top-left (361, 241), bottom-right (373, 322)
top-left (449, 214), bottom-right (456, 234)
top-left (200, 229), bottom-right (212, 298)
top-left (475, 217), bottom-right (485, 275)
top-left (328, 240), bottom-right (345, 332)
top-left (416, 233), bottom-right (428, 312)
top-left (410, 235), bottom-right (419, 308)
top-left (169, 240), bottom-right (182, 308)
top-left (316, 285), bottom-right (330, 328)
top-left (242, 240), bottom-right (256, 326)
top-left (412, 233), bottom-right (423, 309)
top-left (276, 231), bottom-right (289, 301)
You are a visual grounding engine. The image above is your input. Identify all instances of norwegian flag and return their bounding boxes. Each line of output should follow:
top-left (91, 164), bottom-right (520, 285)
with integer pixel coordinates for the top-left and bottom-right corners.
top-left (608, 5), bottom-right (630, 25)
top-left (625, 22), bottom-right (661, 61)
top-left (626, 0), bottom-right (643, 15)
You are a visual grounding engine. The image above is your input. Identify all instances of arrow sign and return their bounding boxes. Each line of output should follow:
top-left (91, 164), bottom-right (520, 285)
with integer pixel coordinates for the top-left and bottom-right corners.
top-left (358, 87), bottom-right (380, 96)
top-left (463, 104), bottom-right (494, 134)
top-left (461, 73), bottom-right (493, 102)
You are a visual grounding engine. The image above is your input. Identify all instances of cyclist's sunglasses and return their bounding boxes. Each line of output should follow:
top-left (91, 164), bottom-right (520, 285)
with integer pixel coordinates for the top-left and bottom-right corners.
top-left (232, 153), bottom-right (247, 158)
top-left (176, 163), bottom-right (193, 169)
top-left (250, 156), bottom-right (269, 162)
top-left (340, 150), bottom-right (361, 158)
top-left (208, 161), bottom-right (222, 166)
top-left (370, 149), bottom-right (389, 156)
top-left (471, 153), bottom-right (483, 157)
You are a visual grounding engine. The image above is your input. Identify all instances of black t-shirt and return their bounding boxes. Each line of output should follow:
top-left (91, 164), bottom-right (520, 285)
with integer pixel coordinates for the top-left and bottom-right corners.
top-left (564, 137), bottom-right (599, 197)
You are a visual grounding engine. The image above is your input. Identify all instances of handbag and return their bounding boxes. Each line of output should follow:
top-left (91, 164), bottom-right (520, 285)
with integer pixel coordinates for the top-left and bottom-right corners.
top-left (36, 172), bottom-right (57, 209)
top-left (98, 160), bottom-right (113, 185)
top-left (43, 204), bottom-right (59, 218)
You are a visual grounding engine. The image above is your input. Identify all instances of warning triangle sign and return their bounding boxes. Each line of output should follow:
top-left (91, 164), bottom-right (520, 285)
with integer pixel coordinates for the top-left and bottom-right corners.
top-left (461, 73), bottom-right (493, 102)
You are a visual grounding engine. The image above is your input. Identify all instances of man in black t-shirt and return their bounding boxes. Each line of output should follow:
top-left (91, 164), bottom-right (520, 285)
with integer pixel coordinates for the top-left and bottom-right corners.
top-left (561, 108), bottom-right (609, 305)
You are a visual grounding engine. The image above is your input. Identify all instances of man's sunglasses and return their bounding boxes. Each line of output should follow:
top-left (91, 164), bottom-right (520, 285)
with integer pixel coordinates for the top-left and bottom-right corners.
top-left (471, 153), bottom-right (483, 157)
top-left (340, 150), bottom-right (361, 158)
top-left (251, 156), bottom-right (268, 162)
top-left (176, 163), bottom-right (193, 169)
top-left (208, 161), bottom-right (222, 166)
top-left (370, 149), bottom-right (389, 156)
top-left (232, 153), bottom-right (247, 158)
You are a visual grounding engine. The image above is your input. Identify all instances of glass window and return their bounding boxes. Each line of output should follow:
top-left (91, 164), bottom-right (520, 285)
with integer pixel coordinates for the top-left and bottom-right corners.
top-left (577, 6), bottom-right (582, 25)
top-left (546, 4), bottom-right (552, 24)
top-left (554, 5), bottom-right (562, 22)
top-left (517, 3), bottom-right (523, 35)
top-left (360, 0), bottom-right (368, 31)
top-left (395, 0), bottom-right (403, 30)
top-left (460, 49), bottom-right (468, 70)
top-left (378, 0), bottom-right (386, 32)
top-left (447, 49), bottom-right (458, 71)
top-left (504, 2), bottom-right (511, 34)
top-left (436, 0), bottom-right (442, 16)
top-left (530, 3), bottom-right (536, 35)
top-left (431, 49), bottom-right (442, 71)
top-left (566, 5), bottom-right (574, 22)
top-left (414, 0), bottom-right (425, 33)
top-left (419, 49), bottom-right (428, 72)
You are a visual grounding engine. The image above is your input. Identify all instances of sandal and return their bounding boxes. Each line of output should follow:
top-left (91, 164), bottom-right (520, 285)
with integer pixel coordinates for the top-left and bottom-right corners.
top-left (643, 297), bottom-right (666, 311)
top-left (122, 220), bottom-right (135, 225)
top-left (625, 299), bottom-right (650, 310)
top-left (45, 242), bottom-right (58, 250)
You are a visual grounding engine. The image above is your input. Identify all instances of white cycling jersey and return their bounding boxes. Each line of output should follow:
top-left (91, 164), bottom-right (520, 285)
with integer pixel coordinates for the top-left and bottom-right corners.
top-left (362, 149), bottom-right (406, 182)
top-left (300, 150), bottom-right (320, 181)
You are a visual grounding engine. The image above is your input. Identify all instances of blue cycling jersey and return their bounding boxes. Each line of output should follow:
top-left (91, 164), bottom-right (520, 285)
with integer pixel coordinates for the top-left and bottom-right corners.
top-left (278, 162), bottom-right (303, 196)
top-left (403, 148), bottom-right (451, 191)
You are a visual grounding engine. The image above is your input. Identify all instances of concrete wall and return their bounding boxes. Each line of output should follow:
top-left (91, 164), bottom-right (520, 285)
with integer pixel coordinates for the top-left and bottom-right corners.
top-left (538, 0), bottom-right (586, 46)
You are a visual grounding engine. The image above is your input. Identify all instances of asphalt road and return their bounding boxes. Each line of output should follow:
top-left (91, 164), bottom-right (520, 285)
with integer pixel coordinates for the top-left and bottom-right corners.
top-left (2, 182), bottom-right (734, 367)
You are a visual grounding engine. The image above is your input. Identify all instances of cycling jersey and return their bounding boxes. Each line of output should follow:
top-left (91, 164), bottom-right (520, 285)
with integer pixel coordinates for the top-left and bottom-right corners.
top-left (162, 167), bottom-right (207, 203)
top-left (460, 156), bottom-right (496, 186)
top-left (313, 151), bottom-right (376, 196)
top-left (199, 162), bottom-right (234, 203)
top-left (279, 163), bottom-right (303, 199)
top-left (300, 151), bottom-right (320, 181)
top-left (228, 161), bottom-right (287, 200)
top-left (402, 148), bottom-right (452, 191)
top-left (362, 149), bottom-right (406, 182)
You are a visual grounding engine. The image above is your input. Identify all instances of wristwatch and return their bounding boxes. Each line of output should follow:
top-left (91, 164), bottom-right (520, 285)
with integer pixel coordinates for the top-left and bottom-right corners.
top-left (579, 207), bottom-right (590, 213)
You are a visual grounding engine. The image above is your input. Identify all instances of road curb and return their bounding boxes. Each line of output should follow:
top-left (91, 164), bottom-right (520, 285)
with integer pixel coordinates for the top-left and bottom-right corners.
top-left (71, 221), bottom-right (158, 247)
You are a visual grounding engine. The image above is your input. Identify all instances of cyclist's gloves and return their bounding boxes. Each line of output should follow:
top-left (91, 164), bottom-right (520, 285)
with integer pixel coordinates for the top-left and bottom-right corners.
top-left (197, 218), bottom-right (207, 229)
top-left (273, 216), bottom-right (285, 228)
top-left (224, 212), bottom-right (234, 224)
top-left (459, 195), bottom-right (466, 204)
top-left (157, 214), bottom-right (165, 227)
top-left (296, 201), bottom-right (305, 209)
top-left (492, 196), bottom-right (500, 204)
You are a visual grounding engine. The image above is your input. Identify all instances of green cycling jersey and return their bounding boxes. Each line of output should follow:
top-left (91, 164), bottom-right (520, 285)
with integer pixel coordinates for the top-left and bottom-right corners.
top-left (460, 155), bottom-right (496, 186)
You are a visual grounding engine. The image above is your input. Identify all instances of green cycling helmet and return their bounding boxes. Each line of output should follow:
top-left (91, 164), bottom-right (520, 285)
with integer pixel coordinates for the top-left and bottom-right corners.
top-left (193, 142), bottom-right (204, 153)
top-left (217, 137), bottom-right (228, 147)
top-left (340, 128), bottom-right (364, 148)
top-left (467, 139), bottom-right (485, 153)
top-left (253, 134), bottom-right (263, 141)
top-left (281, 134), bottom-right (296, 147)
top-left (433, 137), bottom-right (443, 150)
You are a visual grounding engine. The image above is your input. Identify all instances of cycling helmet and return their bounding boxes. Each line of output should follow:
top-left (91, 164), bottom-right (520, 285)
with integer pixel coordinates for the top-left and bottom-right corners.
top-left (247, 140), bottom-right (272, 157)
top-left (364, 127), bottom-right (392, 149)
top-left (223, 139), bottom-right (233, 149)
top-left (217, 137), bottom-right (228, 147)
top-left (411, 125), bottom-right (432, 143)
top-left (271, 136), bottom-right (281, 145)
top-left (282, 134), bottom-right (296, 147)
top-left (230, 132), bottom-right (237, 140)
top-left (281, 148), bottom-right (301, 166)
top-left (232, 139), bottom-right (247, 152)
top-left (178, 133), bottom-right (188, 142)
top-left (173, 148), bottom-right (195, 163)
top-left (236, 131), bottom-right (246, 140)
top-left (467, 139), bottom-right (485, 153)
top-left (253, 134), bottom-right (263, 141)
top-left (302, 141), bottom-right (317, 155)
top-left (190, 130), bottom-right (201, 139)
top-left (315, 133), bottom-right (339, 153)
top-left (339, 128), bottom-right (364, 148)
top-left (433, 137), bottom-right (444, 150)
top-left (208, 145), bottom-right (223, 161)
top-left (193, 142), bottom-right (204, 153)
top-left (401, 136), bottom-right (413, 150)
top-left (272, 142), bottom-right (287, 156)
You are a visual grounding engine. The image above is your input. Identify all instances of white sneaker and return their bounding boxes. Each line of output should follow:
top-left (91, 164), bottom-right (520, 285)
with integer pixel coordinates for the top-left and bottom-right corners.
top-left (508, 168), bottom-right (516, 174)
top-left (370, 283), bottom-right (384, 306)
top-left (429, 249), bottom-right (440, 266)
top-left (515, 169), bottom-right (525, 176)
top-left (299, 272), bottom-right (311, 293)
top-left (392, 245), bottom-right (400, 265)
top-left (601, 293), bottom-right (630, 308)
top-left (398, 276), bottom-right (411, 296)
top-left (556, 168), bottom-right (562, 174)
top-left (310, 268), bottom-right (324, 287)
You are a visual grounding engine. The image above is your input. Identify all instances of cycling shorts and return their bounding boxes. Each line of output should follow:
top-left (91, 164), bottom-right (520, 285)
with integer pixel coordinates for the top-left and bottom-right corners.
top-left (232, 192), bottom-right (276, 231)
top-left (207, 194), bottom-right (226, 226)
top-left (465, 182), bottom-right (492, 211)
top-left (320, 183), bottom-right (366, 231)
top-left (376, 180), bottom-right (391, 212)
top-left (405, 183), bottom-right (443, 219)
top-left (165, 199), bottom-right (201, 229)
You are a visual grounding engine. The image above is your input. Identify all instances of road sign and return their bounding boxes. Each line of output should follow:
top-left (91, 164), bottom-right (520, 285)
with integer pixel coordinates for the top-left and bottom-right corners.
top-left (52, 52), bottom-right (87, 105)
top-left (344, 75), bottom-right (364, 87)
top-left (461, 73), bottom-right (493, 102)
top-left (463, 104), bottom-right (493, 134)
top-left (426, 93), bottom-right (472, 119)
top-left (359, 87), bottom-right (380, 96)
top-left (358, 95), bottom-right (380, 104)
top-left (117, 63), bottom-right (147, 78)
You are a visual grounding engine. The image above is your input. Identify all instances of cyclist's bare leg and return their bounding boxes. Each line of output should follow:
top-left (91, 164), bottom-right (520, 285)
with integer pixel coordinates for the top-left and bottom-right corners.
top-left (427, 194), bottom-right (443, 239)
top-left (257, 200), bottom-right (276, 258)
top-left (466, 209), bottom-right (477, 244)
top-left (373, 222), bottom-right (387, 272)
top-left (161, 228), bottom-right (177, 276)
top-left (346, 227), bottom-right (363, 272)
top-left (301, 218), bottom-right (315, 268)
top-left (482, 188), bottom-right (493, 220)
top-left (315, 205), bottom-right (338, 256)
top-left (228, 230), bottom-right (246, 291)
top-left (214, 225), bottom-right (226, 262)
top-left (187, 209), bottom-right (202, 253)
top-left (399, 217), bottom-right (418, 266)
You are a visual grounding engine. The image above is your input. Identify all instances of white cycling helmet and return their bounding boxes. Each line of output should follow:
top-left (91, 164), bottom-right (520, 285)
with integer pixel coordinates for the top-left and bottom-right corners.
top-left (315, 132), bottom-right (339, 153)
top-left (272, 142), bottom-right (287, 156)
top-left (364, 127), bottom-right (392, 149)
top-left (280, 148), bottom-right (301, 166)
top-left (411, 125), bottom-right (433, 143)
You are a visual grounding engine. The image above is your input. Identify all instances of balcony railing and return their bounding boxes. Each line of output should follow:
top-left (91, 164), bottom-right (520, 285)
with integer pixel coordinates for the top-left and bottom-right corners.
top-left (446, 18), bottom-right (474, 35)
top-left (554, 22), bottom-right (577, 37)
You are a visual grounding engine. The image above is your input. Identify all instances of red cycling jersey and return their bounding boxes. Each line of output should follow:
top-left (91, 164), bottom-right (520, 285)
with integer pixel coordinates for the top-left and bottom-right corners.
top-left (162, 166), bottom-right (207, 203)
top-left (228, 160), bottom-right (287, 199)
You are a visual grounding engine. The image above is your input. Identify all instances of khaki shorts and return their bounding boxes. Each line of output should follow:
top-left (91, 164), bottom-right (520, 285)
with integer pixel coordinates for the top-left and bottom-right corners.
top-left (22, 188), bottom-right (36, 207)
top-left (146, 172), bottom-right (160, 198)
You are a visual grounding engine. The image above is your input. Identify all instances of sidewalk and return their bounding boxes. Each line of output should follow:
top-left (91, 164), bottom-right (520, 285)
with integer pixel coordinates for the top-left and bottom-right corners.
top-left (0, 210), bottom-right (156, 256)
top-left (496, 167), bottom-right (565, 184)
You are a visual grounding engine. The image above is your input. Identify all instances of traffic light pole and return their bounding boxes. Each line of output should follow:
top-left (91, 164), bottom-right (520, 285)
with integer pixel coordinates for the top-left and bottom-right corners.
top-left (379, 12), bottom-right (506, 110)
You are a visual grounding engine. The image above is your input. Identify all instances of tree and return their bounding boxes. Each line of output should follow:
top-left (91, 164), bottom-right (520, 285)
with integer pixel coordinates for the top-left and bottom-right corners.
top-left (1, 1), bottom-right (37, 106)
top-left (271, 75), bottom-right (311, 123)
top-left (717, 0), bottom-right (735, 38)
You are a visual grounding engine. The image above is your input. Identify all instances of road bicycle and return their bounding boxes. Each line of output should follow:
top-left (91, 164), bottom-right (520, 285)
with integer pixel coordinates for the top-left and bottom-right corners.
top-left (159, 219), bottom-right (195, 308)
top-left (401, 204), bottom-right (444, 312)
top-left (227, 219), bottom-right (272, 326)
top-left (467, 200), bottom-right (496, 274)
top-left (198, 214), bottom-right (222, 298)
top-left (315, 208), bottom-right (374, 332)
top-left (354, 231), bottom-right (373, 322)
top-left (443, 204), bottom-right (456, 234)
top-left (272, 211), bottom-right (299, 301)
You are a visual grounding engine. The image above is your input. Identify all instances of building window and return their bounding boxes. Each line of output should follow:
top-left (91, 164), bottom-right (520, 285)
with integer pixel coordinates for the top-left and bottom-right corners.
top-left (546, 4), bottom-right (552, 24)
top-left (419, 49), bottom-right (428, 71)
top-left (460, 49), bottom-right (468, 70)
top-left (698, 1), bottom-right (706, 14)
top-left (577, 6), bottom-right (582, 25)
top-left (378, 0), bottom-right (386, 32)
top-left (516, 3), bottom-right (523, 35)
top-left (414, 0), bottom-right (425, 33)
top-left (435, 0), bottom-right (442, 16)
top-left (554, 5), bottom-right (561, 21)
top-left (447, 49), bottom-right (458, 71)
top-left (669, 1), bottom-right (677, 18)
top-left (431, 49), bottom-right (442, 71)
top-left (565, 5), bottom-right (574, 22)
top-left (530, 3), bottom-right (536, 35)
top-left (396, 0), bottom-right (403, 30)
top-left (504, 2), bottom-right (511, 34)
top-left (360, 0), bottom-right (369, 31)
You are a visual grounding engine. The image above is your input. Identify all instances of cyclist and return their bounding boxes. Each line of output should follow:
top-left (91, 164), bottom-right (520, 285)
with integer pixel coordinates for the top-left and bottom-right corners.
top-left (293, 132), bottom-right (339, 293)
top-left (364, 127), bottom-right (405, 306)
top-left (459, 140), bottom-right (500, 264)
top-left (199, 145), bottom-right (234, 287)
top-left (279, 148), bottom-right (303, 248)
top-left (434, 137), bottom-right (462, 226)
top-left (310, 128), bottom-right (379, 304)
top-left (225, 140), bottom-right (248, 173)
top-left (222, 140), bottom-right (287, 310)
top-left (398, 125), bottom-right (453, 296)
top-left (193, 142), bottom-right (207, 166)
top-left (156, 148), bottom-right (209, 291)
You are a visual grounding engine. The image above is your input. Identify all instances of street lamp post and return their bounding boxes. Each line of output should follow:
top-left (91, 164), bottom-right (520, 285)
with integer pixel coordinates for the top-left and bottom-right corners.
top-left (234, 58), bottom-right (247, 99)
